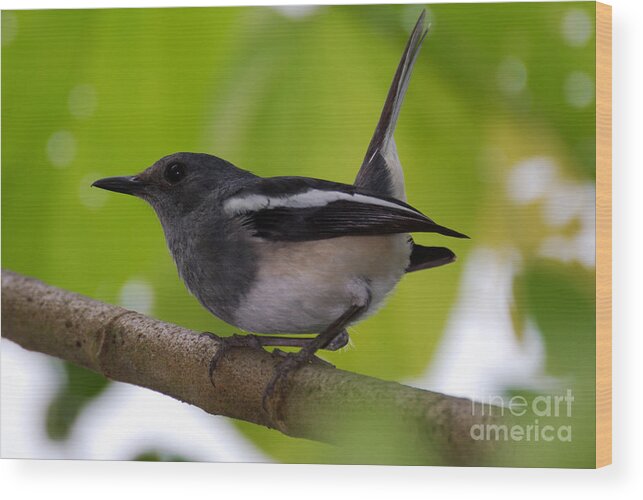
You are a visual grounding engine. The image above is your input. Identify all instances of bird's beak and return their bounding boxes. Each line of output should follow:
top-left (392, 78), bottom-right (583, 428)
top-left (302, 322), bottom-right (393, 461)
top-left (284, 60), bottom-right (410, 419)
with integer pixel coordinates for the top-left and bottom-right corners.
top-left (91, 175), bottom-right (145, 196)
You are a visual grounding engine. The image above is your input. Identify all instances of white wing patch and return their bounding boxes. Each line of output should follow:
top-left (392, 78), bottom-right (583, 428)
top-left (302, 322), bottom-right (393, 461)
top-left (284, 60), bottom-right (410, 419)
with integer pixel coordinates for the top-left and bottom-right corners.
top-left (223, 189), bottom-right (419, 216)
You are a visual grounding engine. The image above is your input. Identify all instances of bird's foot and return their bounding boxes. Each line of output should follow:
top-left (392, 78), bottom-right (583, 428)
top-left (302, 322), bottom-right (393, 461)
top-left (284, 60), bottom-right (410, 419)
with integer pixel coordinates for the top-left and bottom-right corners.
top-left (270, 348), bottom-right (333, 367)
top-left (262, 350), bottom-right (320, 416)
top-left (202, 332), bottom-right (263, 386)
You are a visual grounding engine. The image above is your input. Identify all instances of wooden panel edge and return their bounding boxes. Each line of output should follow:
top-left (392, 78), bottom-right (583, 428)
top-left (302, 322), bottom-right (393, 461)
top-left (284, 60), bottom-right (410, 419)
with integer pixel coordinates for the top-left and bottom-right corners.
top-left (595, 0), bottom-right (612, 469)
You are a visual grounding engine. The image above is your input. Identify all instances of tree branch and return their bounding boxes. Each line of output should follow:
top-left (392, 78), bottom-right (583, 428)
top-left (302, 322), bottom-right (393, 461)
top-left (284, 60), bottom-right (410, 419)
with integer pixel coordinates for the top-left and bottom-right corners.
top-left (2, 269), bottom-right (498, 465)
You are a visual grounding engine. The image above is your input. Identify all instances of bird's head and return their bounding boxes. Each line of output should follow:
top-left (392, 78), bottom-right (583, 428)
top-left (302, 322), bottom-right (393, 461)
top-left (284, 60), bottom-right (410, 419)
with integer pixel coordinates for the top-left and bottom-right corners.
top-left (92, 152), bottom-right (255, 221)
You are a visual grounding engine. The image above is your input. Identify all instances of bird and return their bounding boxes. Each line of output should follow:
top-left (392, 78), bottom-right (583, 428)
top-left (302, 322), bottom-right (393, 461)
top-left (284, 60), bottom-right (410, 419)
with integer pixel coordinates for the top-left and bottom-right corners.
top-left (92, 10), bottom-right (467, 408)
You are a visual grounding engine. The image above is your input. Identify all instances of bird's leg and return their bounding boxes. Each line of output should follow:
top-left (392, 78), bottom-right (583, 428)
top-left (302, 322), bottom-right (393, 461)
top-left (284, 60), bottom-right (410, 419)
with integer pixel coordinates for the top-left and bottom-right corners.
top-left (256, 329), bottom-right (349, 352)
top-left (204, 330), bottom-right (349, 386)
top-left (262, 304), bottom-right (365, 415)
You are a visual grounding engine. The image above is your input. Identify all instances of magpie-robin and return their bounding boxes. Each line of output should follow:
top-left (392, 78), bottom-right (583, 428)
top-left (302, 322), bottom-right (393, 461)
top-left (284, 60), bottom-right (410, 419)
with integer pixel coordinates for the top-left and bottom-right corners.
top-left (93, 11), bottom-right (467, 408)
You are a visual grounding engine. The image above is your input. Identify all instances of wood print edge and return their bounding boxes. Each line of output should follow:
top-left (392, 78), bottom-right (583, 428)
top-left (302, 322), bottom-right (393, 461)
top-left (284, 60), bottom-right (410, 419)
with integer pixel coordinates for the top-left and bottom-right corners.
top-left (595, 0), bottom-right (612, 469)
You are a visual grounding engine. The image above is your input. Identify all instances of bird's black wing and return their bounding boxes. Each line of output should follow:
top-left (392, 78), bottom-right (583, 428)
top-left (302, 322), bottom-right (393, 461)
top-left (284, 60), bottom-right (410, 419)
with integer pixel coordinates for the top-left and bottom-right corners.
top-left (223, 176), bottom-right (467, 242)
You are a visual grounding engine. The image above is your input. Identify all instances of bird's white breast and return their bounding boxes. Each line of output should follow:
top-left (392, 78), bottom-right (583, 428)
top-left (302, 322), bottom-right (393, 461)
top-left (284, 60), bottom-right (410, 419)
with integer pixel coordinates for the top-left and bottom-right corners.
top-left (233, 234), bottom-right (411, 334)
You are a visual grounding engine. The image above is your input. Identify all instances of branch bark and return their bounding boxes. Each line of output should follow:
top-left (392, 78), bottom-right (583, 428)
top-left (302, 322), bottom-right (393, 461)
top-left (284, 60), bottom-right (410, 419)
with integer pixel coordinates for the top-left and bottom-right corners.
top-left (2, 270), bottom-right (499, 465)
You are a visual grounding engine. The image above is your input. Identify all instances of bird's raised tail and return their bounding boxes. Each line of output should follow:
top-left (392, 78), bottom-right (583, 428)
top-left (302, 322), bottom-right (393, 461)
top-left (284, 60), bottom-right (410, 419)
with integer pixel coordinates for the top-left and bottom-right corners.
top-left (354, 10), bottom-right (429, 201)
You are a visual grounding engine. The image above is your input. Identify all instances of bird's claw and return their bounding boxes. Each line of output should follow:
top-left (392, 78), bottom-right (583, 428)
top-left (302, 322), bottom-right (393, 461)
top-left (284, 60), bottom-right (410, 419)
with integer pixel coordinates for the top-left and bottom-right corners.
top-left (262, 352), bottom-right (306, 414)
top-left (201, 332), bottom-right (335, 418)
top-left (261, 349), bottom-right (335, 417)
top-left (204, 332), bottom-right (263, 385)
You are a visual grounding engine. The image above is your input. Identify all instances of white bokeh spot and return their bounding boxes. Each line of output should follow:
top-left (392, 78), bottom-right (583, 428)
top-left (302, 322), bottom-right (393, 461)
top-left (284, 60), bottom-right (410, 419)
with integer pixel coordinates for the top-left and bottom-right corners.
top-left (497, 56), bottom-right (527, 95)
top-left (506, 153), bottom-right (595, 269)
top-left (1, 11), bottom-right (19, 46)
top-left (539, 235), bottom-right (576, 263)
top-left (46, 130), bottom-right (76, 168)
top-left (540, 183), bottom-right (595, 267)
top-left (119, 279), bottom-right (155, 316)
top-left (68, 84), bottom-right (97, 119)
top-left (543, 181), bottom-right (583, 227)
top-left (271, 5), bottom-right (319, 19)
top-left (78, 173), bottom-right (108, 210)
top-left (564, 71), bottom-right (594, 108)
top-left (561, 8), bottom-right (592, 48)
top-left (507, 156), bottom-right (557, 204)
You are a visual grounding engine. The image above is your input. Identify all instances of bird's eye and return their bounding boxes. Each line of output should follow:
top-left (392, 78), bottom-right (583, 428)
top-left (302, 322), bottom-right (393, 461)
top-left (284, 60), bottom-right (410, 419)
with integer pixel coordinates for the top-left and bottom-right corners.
top-left (164, 162), bottom-right (186, 184)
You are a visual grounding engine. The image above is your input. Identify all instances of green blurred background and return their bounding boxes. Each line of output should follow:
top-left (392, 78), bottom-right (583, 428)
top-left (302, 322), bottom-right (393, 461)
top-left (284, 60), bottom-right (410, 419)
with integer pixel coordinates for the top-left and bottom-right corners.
top-left (2, 2), bottom-right (596, 467)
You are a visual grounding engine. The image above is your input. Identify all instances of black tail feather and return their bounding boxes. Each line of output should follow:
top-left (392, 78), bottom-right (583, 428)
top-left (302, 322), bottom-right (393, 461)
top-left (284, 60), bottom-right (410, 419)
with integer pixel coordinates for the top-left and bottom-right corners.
top-left (406, 244), bottom-right (456, 273)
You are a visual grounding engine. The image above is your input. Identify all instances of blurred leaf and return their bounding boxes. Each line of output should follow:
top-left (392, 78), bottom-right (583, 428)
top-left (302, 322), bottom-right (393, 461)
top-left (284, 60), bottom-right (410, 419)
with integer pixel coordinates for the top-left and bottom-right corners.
top-left (525, 259), bottom-right (595, 377)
